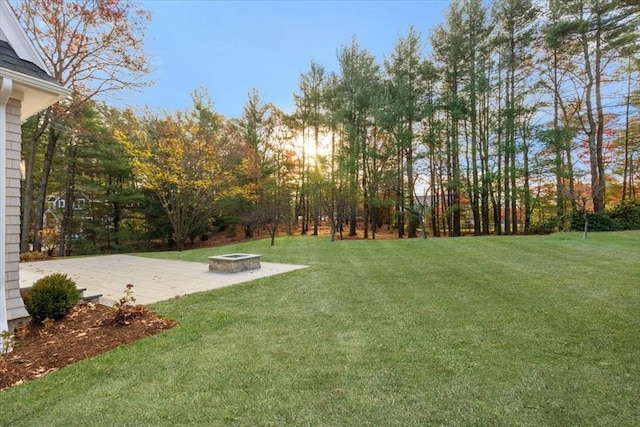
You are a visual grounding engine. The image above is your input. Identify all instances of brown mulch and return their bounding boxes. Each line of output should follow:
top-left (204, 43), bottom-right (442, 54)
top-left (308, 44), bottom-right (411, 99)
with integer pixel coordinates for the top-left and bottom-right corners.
top-left (0, 303), bottom-right (176, 391)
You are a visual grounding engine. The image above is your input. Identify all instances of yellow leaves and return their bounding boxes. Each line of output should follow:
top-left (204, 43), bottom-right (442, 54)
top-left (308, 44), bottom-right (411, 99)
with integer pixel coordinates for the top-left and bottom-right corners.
top-left (113, 129), bottom-right (130, 149)
top-left (115, 105), bottom-right (225, 200)
top-left (218, 183), bottom-right (259, 203)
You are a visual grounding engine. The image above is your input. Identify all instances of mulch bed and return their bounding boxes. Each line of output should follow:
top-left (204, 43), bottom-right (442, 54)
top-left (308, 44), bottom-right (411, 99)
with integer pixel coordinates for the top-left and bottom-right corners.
top-left (0, 303), bottom-right (176, 391)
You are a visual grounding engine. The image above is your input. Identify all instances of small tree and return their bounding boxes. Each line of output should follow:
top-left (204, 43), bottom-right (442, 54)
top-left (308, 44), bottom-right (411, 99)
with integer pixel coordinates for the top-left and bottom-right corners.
top-left (578, 194), bottom-right (591, 240)
top-left (571, 180), bottom-right (604, 239)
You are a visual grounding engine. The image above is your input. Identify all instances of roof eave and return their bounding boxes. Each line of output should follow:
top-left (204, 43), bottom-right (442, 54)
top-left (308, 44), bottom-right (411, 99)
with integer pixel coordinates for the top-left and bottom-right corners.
top-left (0, 67), bottom-right (71, 120)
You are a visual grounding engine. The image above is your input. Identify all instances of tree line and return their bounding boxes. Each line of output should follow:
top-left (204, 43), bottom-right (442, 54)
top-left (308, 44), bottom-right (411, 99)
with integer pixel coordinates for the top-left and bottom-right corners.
top-left (15, 0), bottom-right (640, 254)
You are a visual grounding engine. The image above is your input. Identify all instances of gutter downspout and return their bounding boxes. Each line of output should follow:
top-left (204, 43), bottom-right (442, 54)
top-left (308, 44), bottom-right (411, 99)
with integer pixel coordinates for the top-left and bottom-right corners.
top-left (0, 76), bottom-right (12, 346)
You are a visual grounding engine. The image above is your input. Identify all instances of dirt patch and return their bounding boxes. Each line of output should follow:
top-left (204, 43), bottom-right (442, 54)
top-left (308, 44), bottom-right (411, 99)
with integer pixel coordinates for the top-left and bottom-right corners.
top-left (0, 303), bottom-right (176, 391)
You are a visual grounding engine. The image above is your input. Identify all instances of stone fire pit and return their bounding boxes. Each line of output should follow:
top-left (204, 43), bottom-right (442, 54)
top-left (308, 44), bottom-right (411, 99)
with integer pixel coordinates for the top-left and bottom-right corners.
top-left (208, 253), bottom-right (261, 273)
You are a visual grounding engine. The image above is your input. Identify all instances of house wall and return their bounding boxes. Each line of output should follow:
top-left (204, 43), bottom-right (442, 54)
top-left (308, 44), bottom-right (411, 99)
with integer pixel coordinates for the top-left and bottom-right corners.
top-left (5, 97), bottom-right (27, 328)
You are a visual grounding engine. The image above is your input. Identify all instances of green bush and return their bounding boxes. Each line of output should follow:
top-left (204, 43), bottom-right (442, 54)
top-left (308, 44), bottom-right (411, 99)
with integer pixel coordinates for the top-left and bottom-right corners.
top-left (528, 218), bottom-right (560, 235)
top-left (568, 209), bottom-right (621, 232)
top-left (23, 273), bottom-right (80, 322)
top-left (608, 199), bottom-right (640, 230)
top-left (566, 200), bottom-right (640, 232)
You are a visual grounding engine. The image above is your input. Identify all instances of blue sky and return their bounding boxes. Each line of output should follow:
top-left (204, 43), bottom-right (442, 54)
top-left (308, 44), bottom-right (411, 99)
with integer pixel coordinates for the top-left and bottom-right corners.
top-left (119, 0), bottom-right (451, 119)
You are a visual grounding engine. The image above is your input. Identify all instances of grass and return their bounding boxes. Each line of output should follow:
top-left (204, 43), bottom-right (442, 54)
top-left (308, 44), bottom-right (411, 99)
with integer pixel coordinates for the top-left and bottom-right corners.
top-left (1, 231), bottom-right (639, 426)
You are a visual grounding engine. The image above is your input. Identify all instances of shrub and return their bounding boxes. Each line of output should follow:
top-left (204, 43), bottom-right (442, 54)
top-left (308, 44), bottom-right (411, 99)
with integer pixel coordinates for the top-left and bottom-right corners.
top-left (19, 251), bottom-right (48, 262)
top-left (528, 218), bottom-right (559, 235)
top-left (587, 212), bottom-right (621, 231)
top-left (568, 209), bottom-right (622, 232)
top-left (38, 227), bottom-right (59, 256)
top-left (113, 284), bottom-right (147, 325)
top-left (608, 199), bottom-right (640, 230)
top-left (70, 237), bottom-right (102, 256)
top-left (23, 273), bottom-right (79, 322)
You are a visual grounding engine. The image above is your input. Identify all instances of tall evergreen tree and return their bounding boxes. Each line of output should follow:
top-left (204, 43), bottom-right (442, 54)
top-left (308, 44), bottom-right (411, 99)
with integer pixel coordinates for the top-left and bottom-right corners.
top-left (461, 0), bottom-right (490, 235)
top-left (235, 89), bottom-right (277, 238)
top-left (294, 61), bottom-right (327, 235)
top-left (334, 37), bottom-right (381, 237)
top-left (383, 27), bottom-right (427, 238)
top-left (493, 0), bottom-right (538, 234)
top-left (432, 1), bottom-right (465, 236)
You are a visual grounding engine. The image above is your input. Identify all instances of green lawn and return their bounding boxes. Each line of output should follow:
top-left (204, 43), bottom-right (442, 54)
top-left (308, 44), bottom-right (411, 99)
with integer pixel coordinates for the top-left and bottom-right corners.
top-left (2, 231), bottom-right (639, 426)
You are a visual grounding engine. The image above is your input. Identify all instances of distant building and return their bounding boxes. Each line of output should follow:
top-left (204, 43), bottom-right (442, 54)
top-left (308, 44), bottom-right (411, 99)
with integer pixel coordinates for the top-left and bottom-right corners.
top-left (43, 193), bottom-right (94, 229)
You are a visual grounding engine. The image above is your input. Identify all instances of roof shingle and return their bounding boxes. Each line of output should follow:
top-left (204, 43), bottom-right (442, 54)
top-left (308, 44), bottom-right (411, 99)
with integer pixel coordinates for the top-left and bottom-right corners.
top-left (0, 39), bottom-right (57, 83)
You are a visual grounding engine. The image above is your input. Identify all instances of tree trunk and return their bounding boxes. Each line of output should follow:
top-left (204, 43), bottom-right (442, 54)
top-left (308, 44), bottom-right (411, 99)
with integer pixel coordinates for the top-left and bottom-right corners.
top-left (582, 199), bottom-right (588, 240)
top-left (33, 126), bottom-right (60, 252)
top-left (406, 144), bottom-right (418, 238)
top-left (348, 199), bottom-right (357, 237)
top-left (622, 58), bottom-right (632, 200)
top-left (312, 124), bottom-right (320, 236)
top-left (593, 11), bottom-right (606, 213)
top-left (504, 130), bottom-right (511, 236)
top-left (396, 146), bottom-right (404, 238)
top-left (451, 118), bottom-right (461, 237)
top-left (113, 180), bottom-right (121, 247)
top-left (312, 204), bottom-right (319, 236)
top-left (581, 16), bottom-right (601, 215)
top-left (20, 113), bottom-right (49, 252)
top-left (480, 90), bottom-right (490, 235)
top-left (371, 206), bottom-right (377, 240)
top-left (551, 46), bottom-right (566, 219)
top-left (429, 150), bottom-right (440, 237)
top-left (523, 138), bottom-right (531, 233)
top-left (362, 198), bottom-right (369, 239)
top-left (59, 141), bottom-right (78, 257)
top-left (469, 39), bottom-right (481, 236)
top-left (175, 235), bottom-right (184, 251)
top-left (495, 58), bottom-right (503, 235)
top-left (510, 132), bottom-right (518, 234)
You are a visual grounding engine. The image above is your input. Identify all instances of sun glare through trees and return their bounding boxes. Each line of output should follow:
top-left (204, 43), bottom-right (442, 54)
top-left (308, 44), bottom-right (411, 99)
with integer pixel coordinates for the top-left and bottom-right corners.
top-left (12, 0), bottom-right (640, 254)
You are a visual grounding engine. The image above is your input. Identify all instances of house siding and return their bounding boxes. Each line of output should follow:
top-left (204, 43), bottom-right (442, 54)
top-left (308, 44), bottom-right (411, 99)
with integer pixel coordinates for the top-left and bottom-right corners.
top-left (5, 97), bottom-right (27, 326)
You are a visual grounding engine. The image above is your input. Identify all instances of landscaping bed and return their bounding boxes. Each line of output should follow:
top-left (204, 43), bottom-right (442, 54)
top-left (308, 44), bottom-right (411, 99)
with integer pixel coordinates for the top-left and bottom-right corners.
top-left (0, 303), bottom-right (176, 391)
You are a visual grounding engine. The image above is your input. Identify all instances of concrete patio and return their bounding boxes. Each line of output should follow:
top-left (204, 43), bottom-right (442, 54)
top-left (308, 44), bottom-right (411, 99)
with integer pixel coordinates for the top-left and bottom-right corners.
top-left (19, 254), bottom-right (308, 305)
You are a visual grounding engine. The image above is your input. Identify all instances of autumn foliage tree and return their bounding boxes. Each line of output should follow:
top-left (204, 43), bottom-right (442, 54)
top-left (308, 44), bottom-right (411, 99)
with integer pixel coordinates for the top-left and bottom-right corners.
top-left (13, 0), bottom-right (151, 252)
top-left (119, 91), bottom-right (223, 251)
